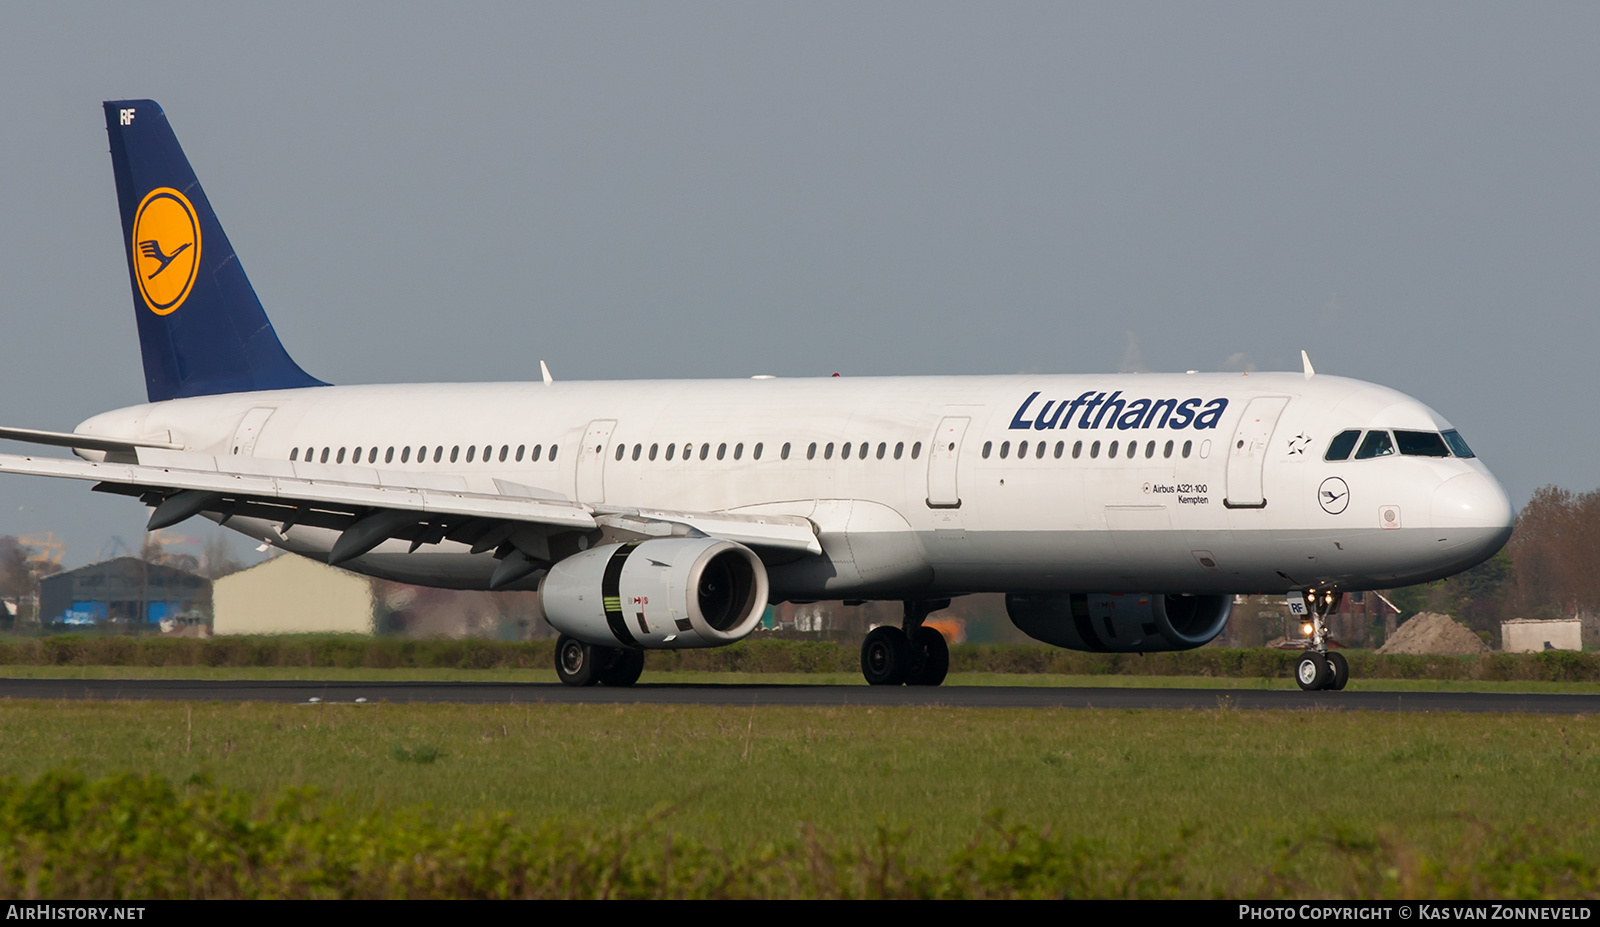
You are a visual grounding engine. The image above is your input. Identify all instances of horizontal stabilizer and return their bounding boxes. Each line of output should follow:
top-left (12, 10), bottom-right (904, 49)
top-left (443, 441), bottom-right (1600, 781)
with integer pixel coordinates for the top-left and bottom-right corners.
top-left (0, 426), bottom-right (182, 454)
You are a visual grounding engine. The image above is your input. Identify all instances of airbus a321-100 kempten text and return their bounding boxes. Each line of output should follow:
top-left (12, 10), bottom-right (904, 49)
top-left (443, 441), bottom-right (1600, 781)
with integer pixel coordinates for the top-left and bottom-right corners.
top-left (0, 100), bottom-right (1514, 690)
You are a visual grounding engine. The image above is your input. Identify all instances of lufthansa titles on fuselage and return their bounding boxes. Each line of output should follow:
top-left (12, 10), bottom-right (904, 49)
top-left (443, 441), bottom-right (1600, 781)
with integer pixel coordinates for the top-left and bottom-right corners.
top-left (1007, 391), bottom-right (1230, 432)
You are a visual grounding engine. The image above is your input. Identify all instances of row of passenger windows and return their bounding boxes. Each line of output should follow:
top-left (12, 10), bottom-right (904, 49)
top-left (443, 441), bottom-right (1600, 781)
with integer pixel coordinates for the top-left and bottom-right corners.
top-left (1324, 429), bottom-right (1475, 462)
top-left (280, 430), bottom-right (1474, 468)
top-left (611, 441), bottom-right (925, 462)
top-left (285, 440), bottom-right (931, 466)
top-left (289, 443), bottom-right (559, 465)
top-left (982, 438), bottom-right (1195, 461)
top-left (284, 436), bottom-right (1214, 466)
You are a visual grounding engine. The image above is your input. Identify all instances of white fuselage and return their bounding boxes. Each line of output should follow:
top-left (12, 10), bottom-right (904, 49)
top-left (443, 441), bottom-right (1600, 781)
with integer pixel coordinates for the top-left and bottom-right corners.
top-left (75, 371), bottom-right (1514, 599)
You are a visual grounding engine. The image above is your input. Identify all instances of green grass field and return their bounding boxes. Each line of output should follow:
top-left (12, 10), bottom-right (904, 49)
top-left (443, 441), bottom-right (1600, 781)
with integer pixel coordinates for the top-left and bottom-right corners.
top-left (1, 699), bottom-right (1597, 896)
top-left (2, 638), bottom-right (1597, 896)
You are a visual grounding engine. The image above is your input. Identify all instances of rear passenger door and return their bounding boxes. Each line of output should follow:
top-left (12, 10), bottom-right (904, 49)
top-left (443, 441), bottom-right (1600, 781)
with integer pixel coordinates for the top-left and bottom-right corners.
top-left (575, 419), bottom-right (617, 503)
top-left (925, 416), bottom-right (970, 508)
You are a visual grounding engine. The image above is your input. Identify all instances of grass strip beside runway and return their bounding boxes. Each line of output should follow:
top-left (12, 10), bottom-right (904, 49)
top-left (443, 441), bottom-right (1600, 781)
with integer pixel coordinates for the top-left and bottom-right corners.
top-left (0, 701), bottom-right (1596, 897)
top-left (3, 636), bottom-right (1600, 683)
top-left (1, 664), bottom-right (1598, 692)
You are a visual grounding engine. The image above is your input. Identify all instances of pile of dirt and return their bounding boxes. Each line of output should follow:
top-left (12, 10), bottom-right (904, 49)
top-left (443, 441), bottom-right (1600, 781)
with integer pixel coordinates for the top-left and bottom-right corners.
top-left (1376, 612), bottom-right (1490, 655)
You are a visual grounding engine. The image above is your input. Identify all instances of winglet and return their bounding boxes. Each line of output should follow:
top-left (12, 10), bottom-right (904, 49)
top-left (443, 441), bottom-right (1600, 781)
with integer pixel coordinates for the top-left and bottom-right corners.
top-left (540, 360), bottom-right (553, 385)
top-left (1301, 350), bottom-right (1315, 380)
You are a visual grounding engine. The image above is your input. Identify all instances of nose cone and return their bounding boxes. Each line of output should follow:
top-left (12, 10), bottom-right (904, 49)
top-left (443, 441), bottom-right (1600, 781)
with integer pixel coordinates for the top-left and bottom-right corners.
top-left (1432, 470), bottom-right (1515, 558)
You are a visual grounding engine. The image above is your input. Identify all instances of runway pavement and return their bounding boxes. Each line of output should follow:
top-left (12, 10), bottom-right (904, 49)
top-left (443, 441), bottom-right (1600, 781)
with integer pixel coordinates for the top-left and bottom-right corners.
top-left (0, 677), bottom-right (1597, 713)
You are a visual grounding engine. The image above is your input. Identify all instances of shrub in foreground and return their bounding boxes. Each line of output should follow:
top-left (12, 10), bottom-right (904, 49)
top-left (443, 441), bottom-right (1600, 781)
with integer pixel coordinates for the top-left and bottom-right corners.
top-left (0, 770), bottom-right (1172, 899)
top-left (0, 771), bottom-right (1596, 899)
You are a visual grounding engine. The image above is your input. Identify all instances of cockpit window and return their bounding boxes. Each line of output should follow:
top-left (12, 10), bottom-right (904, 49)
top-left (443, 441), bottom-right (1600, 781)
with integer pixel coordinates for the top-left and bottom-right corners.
top-left (1354, 430), bottom-right (1395, 460)
top-left (1324, 430), bottom-right (1361, 461)
top-left (1395, 430), bottom-right (1450, 458)
top-left (1442, 430), bottom-right (1475, 458)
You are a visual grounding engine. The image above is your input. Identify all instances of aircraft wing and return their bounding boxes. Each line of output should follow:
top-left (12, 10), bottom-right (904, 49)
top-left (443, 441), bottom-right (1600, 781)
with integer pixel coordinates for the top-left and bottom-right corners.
top-left (0, 446), bottom-right (820, 571)
top-left (0, 448), bottom-right (592, 544)
top-left (591, 505), bottom-right (822, 556)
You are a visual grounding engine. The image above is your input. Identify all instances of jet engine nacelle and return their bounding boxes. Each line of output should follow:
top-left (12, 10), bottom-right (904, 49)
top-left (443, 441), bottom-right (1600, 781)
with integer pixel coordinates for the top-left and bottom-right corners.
top-left (1005, 592), bottom-right (1232, 653)
top-left (539, 538), bottom-right (769, 649)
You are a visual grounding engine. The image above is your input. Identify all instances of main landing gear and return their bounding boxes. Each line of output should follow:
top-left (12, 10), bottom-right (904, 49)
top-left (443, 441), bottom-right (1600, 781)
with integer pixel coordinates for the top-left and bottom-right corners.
top-left (860, 599), bottom-right (951, 686)
top-left (1295, 589), bottom-right (1348, 692)
top-left (555, 634), bottom-right (645, 687)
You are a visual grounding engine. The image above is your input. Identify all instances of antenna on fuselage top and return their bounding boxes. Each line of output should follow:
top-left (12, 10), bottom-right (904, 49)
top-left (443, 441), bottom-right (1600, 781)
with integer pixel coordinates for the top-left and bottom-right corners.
top-left (1301, 350), bottom-right (1315, 380)
top-left (540, 360), bottom-right (553, 385)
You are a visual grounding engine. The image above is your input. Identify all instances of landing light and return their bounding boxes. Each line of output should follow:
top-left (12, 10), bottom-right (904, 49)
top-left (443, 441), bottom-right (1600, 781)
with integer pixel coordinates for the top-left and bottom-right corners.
top-left (1301, 623), bottom-right (1314, 637)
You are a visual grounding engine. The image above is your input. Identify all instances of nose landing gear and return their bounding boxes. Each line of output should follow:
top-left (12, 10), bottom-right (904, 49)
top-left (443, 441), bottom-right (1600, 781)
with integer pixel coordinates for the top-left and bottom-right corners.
top-left (1296, 589), bottom-right (1348, 691)
top-left (860, 599), bottom-right (952, 686)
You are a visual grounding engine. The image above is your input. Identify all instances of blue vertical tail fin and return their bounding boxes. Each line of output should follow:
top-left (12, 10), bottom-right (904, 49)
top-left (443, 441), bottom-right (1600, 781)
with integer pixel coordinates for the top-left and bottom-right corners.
top-left (104, 100), bottom-right (326, 402)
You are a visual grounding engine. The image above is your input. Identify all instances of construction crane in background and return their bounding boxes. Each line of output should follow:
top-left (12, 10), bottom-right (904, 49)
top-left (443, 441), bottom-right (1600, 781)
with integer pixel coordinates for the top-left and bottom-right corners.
top-left (142, 530), bottom-right (199, 553)
top-left (19, 532), bottom-right (64, 568)
top-left (140, 529), bottom-right (202, 571)
top-left (95, 533), bottom-right (200, 564)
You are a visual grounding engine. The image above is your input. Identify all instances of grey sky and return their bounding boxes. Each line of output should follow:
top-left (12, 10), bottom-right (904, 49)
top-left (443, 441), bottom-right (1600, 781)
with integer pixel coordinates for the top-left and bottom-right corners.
top-left (1, 3), bottom-right (1596, 567)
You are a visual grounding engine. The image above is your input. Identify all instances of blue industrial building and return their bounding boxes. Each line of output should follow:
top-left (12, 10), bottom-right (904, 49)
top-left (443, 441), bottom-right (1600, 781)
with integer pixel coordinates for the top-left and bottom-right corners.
top-left (38, 557), bottom-right (210, 628)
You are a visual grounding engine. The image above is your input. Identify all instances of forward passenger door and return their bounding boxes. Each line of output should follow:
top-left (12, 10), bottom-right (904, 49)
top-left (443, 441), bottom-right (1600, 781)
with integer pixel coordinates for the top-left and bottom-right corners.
top-left (1224, 397), bottom-right (1288, 509)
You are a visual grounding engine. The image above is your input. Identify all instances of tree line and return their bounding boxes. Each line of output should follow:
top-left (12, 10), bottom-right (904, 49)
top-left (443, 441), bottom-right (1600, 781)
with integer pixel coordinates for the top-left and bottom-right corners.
top-left (1388, 484), bottom-right (1598, 642)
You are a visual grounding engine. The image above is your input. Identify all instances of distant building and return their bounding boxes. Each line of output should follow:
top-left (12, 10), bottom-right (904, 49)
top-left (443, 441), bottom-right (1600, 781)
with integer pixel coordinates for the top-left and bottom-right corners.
top-left (1501, 618), bottom-right (1583, 653)
top-left (39, 557), bottom-right (210, 628)
top-left (213, 554), bottom-right (375, 635)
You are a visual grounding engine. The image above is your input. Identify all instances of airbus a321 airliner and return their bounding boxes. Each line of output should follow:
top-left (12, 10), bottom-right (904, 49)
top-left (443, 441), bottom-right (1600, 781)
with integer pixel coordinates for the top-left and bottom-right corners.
top-left (0, 101), bottom-right (1514, 691)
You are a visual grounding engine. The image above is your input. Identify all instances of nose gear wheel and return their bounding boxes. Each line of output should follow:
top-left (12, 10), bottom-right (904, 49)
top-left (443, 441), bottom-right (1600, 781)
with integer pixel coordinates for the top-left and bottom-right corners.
top-left (1296, 588), bottom-right (1349, 691)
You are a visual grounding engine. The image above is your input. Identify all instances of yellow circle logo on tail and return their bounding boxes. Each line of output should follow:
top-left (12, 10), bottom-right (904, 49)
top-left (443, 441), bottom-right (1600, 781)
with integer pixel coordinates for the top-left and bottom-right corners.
top-left (131, 187), bottom-right (202, 316)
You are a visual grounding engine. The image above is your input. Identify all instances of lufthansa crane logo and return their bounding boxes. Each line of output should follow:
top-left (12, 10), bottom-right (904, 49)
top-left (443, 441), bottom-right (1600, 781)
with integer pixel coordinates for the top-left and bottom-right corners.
top-left (131, 187), bottom-right (202, 316)
top-left (1318, 476), bottom-right (1350, 515)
